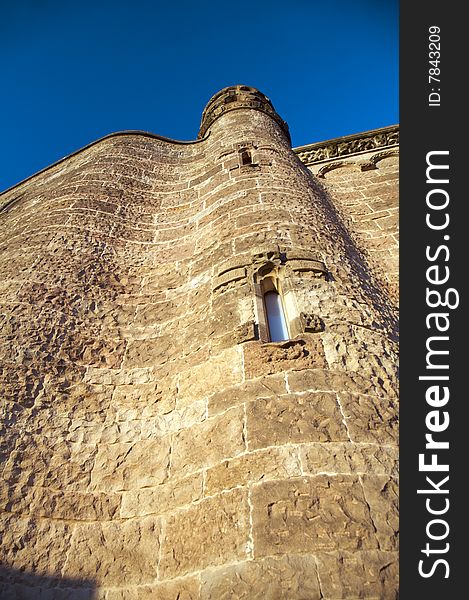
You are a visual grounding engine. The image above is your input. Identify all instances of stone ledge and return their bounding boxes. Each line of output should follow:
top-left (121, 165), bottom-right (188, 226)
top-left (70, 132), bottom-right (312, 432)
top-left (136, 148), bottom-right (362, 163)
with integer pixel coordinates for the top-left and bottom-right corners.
top-left (294, 125), bottom-right (399, 166)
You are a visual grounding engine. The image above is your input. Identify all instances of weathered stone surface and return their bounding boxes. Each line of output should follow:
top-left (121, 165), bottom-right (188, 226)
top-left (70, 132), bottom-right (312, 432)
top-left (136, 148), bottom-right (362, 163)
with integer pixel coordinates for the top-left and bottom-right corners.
top-left (315, 550), bottom-right (399, 599)
top-left (243, 337), bottom-right (327, 379)
top-left (247, 392), bottom-right (349, 449)
top-left (286, 367), bottom-right (391, 397)
top-left (208, 374), bottom-right (287, 415)
top-left (0, 88), bottom-right (398, 597)
top-left (159, 488), bottom-right (250, 578)
top-left (2, 439), bottom-right (97, 491)
top-left (361, 475), bottom-right (399, 551)
top-left (170, 406), bottom-right (245, 478)
top-left (120, 472), bottom-right (203, 518)
top-left (104, 575), bottom-right (200, 599)
top-left (0, 516), bottom-right (74, 581)
top-left (200, 555), bottom-right (322, 599)
top-left (338, 393), bottom-right (398, 444)
top-left (302, 134), bottom-right (399, 298)
top-left (205, 447), bottom-right (302, 495)
top-left (123, 336), bottom-right (177, 369)
top-left (90, 438), bottom-right (172, 491)
top-left (0, 581), bottom-right (96, 600)
top-left (177, 347), bottom-right (243, 404)
top-left (321, 326), bottom-right (397, 388)
top-left (299, 442), bottom-right (398, 477)
top-left (64, 517), bottom-right (160, 586)
top-left (252, 476), bottom-right (379, 555)
top-left (134, 300), bottom-right (185, 328)
top-left (111, 382), bottom-right (162, 412)
top-left (2, 485), bottom-right (120, 521)
top-left (83, 368), bottom-right (153, 386)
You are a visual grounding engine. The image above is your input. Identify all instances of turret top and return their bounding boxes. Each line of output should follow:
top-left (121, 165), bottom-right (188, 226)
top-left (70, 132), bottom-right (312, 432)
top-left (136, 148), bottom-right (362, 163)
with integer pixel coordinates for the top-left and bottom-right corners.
top-left (198, 85), bottom-right (291, 143)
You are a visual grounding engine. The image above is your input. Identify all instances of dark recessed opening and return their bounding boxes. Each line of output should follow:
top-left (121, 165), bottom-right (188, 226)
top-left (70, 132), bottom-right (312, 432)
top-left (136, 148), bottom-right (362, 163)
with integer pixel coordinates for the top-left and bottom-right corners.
top-left (240, 149), bottom-right (252, 166)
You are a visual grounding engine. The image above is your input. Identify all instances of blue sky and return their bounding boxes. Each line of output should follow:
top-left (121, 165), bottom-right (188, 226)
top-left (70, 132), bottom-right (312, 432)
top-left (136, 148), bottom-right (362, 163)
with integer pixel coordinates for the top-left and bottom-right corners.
top-left (1, 0), bottom-right (398, 192)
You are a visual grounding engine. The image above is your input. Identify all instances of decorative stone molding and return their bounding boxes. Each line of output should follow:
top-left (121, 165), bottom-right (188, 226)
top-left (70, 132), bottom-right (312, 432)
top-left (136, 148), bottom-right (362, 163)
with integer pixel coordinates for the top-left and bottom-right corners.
top-left (213, 265), bottom-right (247, 292)
top-left (213, 247), bottom-right (328, 294)
top-left (288, 257), bottom-right (328, 279)
top-left (300, 312), bottom-right (325, 333)
top-left (212, 246), bottom-right (329, 343)
top-left (294, 125), bottom-right (399, 166)
top-left (198, 85), bottom-right (291, 143)
top-left (368, 148), bottom-right (399, 167)
top-left (357, 149), bottom-right (400, 172)
top-left (251, 246), bottom-right (284, 265)
top-left (317, 160), bottom-right (360, 178)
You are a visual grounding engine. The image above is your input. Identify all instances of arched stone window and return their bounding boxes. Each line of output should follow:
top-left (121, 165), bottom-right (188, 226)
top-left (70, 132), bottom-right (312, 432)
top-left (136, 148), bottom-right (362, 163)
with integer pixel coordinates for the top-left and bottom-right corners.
top-left (253, 261), bottom-right (292, 343)
top-left (264, 290), bottom-right (289, 342)
top-left (251, 249), bottom-right (328, 342)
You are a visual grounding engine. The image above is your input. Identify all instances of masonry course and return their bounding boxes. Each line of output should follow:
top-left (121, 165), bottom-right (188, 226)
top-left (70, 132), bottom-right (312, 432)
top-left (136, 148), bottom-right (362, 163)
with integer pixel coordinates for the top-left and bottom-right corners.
top-left (0, 85), bottom-right (399, 598)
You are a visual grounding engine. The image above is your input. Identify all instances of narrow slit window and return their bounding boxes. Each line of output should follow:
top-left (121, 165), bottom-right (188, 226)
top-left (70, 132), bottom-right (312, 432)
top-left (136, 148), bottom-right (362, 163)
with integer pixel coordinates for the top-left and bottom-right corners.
top-left (264, 291), bottom-right (289, 342)
top-left (240, 149), bottom-right (252, 166)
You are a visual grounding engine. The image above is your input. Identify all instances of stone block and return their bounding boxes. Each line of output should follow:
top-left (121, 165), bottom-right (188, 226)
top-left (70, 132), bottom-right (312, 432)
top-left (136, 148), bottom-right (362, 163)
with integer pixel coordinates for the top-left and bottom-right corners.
top-left (299, 442), bottom-right (398, 477)
top-left (64, 517), bottom-right (160, 586)
top-left (286, 368), bottom-right (389, 397)
top-left (170, 406), bottom-right (245, 478)
top-left (361, 475), bottom-right (399, 551)
top-left (243, 337), bottom-right (327, 379)
top-left (0, 516), bottom-right (73, 580)
top-left (120, 472), bottom-right (203, 518)
top-left (200, 555), bottom-right (321, 599)
top-left (205, 447), bottom-right (302, 495)
top-left (2, 439), bottom-right (97, 491)
top-left (111, 382), bottom-right (162, 411)
top-left (338, 393), bottom-right (398, 444)
top-left (0, 582), bottom-right (97, 599)
top-left (134, 300), bottom-right (185, 328)
top-left (123, 336), bottom-right (178, 369)
top-left (159, 488), bottom-right (249, 578)
top-left (177, 347), bottom-right (243, 404)
top-left (315, 550), bottom-right (398, 599)
top-left (3, 486), bottom-right (120, 521)
top-left (208, 374), bottom-right (287, 415)
top-left (90, 438), bottom-right (171, 491)
top-left (105, 576), bottom-right (200, 599)
top-left (252, 475), bottom-right (378, 555)
top-left (247, 392), bottom-right (349, 449)
top-left (84, 368), bottom-right (153, 386)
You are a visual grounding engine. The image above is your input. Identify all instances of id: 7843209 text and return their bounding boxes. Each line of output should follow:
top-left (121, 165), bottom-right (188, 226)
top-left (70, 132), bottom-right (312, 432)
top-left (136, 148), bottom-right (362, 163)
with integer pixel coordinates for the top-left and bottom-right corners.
top-left (428, 26), bottom-right (441, 107)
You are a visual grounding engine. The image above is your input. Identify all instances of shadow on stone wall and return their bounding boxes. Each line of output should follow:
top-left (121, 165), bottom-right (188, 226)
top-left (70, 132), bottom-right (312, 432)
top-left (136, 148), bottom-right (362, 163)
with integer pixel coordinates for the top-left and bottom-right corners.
top-left (0, 566), bottom-right (97, 599)
top-left (295, 156), bottom-right (399, 342)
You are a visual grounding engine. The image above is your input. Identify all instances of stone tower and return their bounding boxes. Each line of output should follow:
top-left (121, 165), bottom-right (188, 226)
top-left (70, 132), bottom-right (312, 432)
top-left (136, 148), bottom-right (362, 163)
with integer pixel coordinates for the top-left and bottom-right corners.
top-left (0, 86), bottom-right (399, 598)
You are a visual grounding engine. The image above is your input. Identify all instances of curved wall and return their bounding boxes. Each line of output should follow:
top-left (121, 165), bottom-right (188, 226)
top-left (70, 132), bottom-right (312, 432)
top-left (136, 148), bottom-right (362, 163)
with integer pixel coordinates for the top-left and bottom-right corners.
top-left (0, 89), bottom-right (398, 598)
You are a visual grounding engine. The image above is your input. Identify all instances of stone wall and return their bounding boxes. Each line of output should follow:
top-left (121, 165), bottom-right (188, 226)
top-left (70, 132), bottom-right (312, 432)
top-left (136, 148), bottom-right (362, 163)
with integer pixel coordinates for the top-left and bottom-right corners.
top-left (0, 87), bottom-right (398, 598)
top-left (296, 126), bottom-right (399, 301)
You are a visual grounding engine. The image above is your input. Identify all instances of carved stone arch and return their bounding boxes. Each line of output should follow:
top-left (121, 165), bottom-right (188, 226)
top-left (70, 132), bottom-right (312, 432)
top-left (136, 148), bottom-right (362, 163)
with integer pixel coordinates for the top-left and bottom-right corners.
top-left (317, 160), bottom-right (359, 179)
top-left (252, 260), bottom-right (284, 342)
top-left (249, 247), bottom-right (328, 341)
top-left (370, 149), bottom-right (399, 168)
top-left (253, 260), bottom-right (279, 283)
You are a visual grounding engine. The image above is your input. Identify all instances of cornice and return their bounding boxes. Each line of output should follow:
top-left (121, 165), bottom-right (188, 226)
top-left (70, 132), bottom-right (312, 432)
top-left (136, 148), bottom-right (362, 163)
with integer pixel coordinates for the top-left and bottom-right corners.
top-left (294, 124), bottom-right (399, 166)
